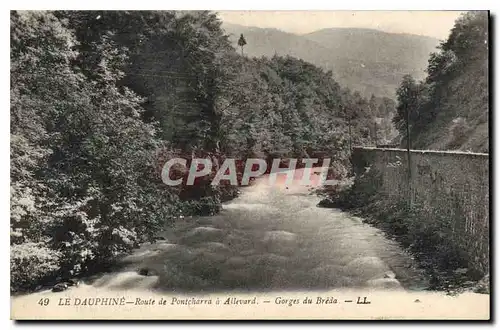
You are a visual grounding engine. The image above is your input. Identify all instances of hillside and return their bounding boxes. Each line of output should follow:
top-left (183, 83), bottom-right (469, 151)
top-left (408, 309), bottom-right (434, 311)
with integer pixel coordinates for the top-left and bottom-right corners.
top-left (393, 11), bottom-right (489, 153)
top-left (222, 23), bottom-right (333, 60)
top-left (415, 57), bottom-right (488, 152)
top-left (222, 22), bottom-right (440, 99)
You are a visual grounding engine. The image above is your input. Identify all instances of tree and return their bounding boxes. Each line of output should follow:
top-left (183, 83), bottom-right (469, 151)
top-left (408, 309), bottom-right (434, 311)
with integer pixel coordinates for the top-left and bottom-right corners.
top-left (237, 33), bottom-right (247, 55)
top-left (398, 11), bottom-right (488, 152)
top-left (10, 10), bottom-right (181, 291)
top-left (442, 11), bottom-right (488, 63)
top-left (393, 75), bottom-right (424, 143)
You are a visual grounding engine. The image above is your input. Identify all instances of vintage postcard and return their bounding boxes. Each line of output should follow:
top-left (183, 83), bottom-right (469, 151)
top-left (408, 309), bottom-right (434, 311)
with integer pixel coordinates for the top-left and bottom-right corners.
top-left (10, 10), bottom-right (490, 320)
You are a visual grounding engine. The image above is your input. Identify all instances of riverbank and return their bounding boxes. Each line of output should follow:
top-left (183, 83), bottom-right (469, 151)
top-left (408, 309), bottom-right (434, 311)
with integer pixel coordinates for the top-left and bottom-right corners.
top-left (15, 169), bottom-right (428, 295)
top-left (11, 168), bottom-right (490, 320)
top-left (316, 169), bottom-right (490, 294)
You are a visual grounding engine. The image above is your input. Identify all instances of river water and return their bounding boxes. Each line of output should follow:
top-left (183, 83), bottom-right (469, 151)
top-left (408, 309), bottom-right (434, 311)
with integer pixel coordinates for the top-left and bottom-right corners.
top-left (13, 169), bottom-right (492, 320)
top-left (87, 168), bottom-right (428, 293)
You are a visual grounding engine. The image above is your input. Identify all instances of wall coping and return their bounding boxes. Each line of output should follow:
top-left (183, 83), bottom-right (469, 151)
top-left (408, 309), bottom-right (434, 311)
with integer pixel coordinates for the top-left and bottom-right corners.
top-left (353, 146), bottom-right (489, 158)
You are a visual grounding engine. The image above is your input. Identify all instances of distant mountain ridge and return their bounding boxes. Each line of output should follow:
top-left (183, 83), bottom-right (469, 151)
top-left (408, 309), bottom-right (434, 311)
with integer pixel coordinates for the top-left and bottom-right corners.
top-left (222, 22), bottom-right (440, 99)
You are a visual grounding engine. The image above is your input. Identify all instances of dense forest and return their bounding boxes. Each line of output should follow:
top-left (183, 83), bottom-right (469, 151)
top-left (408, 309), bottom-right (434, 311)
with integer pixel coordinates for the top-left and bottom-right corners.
top-left (10, 10), bottom-right (398, 292)
top-left (393, 11), bottom-right (488, 153)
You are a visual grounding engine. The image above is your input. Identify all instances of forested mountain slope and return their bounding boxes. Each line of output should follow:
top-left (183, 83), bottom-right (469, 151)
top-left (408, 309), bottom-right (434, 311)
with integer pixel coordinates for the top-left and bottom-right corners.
top-left (393, 11), bottom-right (489, 153)
top-left (223, 22), bottom-right (440, 98)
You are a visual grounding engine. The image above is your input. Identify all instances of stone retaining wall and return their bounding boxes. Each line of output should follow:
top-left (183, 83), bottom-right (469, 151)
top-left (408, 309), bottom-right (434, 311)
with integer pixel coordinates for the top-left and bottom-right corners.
top-left (352, 147), bottom-right (490, 275)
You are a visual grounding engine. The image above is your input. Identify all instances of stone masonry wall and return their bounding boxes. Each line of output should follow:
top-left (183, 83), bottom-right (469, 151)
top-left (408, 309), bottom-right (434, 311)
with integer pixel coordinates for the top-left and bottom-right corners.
top-left (351, 147), bottom-right (490, 275)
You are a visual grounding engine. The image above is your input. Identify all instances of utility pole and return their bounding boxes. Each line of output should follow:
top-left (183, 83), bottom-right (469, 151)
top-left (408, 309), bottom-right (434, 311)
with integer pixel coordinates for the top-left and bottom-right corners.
top-left (369, 104), bottom-right (377, 147)
top-left (341, 104), bottom-right (352, 151)
top-left (406, 98), bottom-right (413, 209)
top-left (348, 116), bottom-right (352, 151)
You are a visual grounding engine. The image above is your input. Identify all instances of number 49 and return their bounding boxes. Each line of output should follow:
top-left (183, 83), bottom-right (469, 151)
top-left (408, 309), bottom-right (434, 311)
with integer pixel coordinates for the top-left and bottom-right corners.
top-left (38, 298), bottom-right (50, 306)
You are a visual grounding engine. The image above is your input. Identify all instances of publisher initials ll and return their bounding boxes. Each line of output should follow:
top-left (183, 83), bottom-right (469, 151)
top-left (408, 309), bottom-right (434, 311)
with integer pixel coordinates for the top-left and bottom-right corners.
top-left (357, 297), bottom-right (371, 304)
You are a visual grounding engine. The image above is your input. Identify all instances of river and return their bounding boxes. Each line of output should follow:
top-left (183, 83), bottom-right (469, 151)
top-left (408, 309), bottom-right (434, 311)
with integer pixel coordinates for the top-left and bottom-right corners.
top-left (12, 168), bottom-right (492, 320)
top-left (86, 167), bottom-right (427, 293)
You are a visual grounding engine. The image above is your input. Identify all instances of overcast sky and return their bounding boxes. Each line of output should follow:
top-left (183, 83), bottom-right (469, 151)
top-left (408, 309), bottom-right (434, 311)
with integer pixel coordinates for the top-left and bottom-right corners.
top-left (217, 11), bottom-right (464, 40)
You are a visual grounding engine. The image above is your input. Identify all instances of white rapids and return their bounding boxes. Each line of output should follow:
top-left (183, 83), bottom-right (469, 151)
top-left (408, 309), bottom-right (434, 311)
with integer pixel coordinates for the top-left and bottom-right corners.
top-left (18, 168), bottom-right (429, 294)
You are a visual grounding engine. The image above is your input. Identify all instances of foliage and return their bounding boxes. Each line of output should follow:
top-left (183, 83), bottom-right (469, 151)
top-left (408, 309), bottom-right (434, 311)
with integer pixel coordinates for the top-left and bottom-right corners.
top-left (393, 11), bottom-right (489, 152)
top-left (219, 55), bottom-right (390, 164)
top-left (10, 10), bottom-right (396, 291)
top-left (11, 242), bottom-right (61, 292)
top-left (237, 33), bottom-right (247, 55)
top-left (10, 11), bottom-right (180, 291)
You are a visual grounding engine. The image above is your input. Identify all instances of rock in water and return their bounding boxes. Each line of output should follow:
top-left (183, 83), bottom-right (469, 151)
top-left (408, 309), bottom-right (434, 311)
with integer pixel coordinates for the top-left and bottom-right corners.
top-left (138, 268), bottom-right (157, 276)
top-left (67, 278), bottom-right (80, 286)
top-left (317, 198), bottom-right (336, 208)
top-left (52, 283), bottom-right (68, 292)
top-left (383, 271), bottom-right (396, 279)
